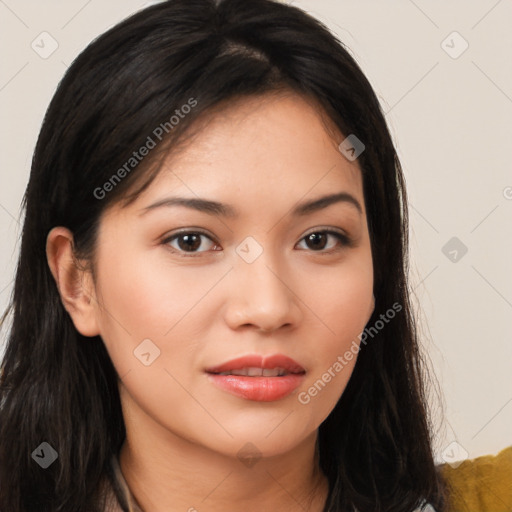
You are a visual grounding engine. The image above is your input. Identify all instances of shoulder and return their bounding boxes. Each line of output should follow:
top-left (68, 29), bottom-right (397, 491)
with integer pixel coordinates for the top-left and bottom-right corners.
top-left (439, 445), bottom-right (512, 512)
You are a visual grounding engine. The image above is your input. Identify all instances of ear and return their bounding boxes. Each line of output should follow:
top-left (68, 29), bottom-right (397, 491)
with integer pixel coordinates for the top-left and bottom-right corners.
top-left (46, 226), bottom-right (101, 337)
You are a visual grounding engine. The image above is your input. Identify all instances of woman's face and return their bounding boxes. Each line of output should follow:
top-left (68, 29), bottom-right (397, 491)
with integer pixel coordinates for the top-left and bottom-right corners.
top-left (88, 92), bottom-right (374, 459)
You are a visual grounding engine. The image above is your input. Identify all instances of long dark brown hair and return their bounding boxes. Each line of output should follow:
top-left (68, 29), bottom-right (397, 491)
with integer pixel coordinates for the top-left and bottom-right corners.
top-left (0, 0), bottom-right (446, 510)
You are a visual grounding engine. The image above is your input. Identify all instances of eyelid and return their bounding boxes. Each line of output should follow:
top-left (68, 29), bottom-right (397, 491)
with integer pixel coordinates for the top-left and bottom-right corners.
top-left (302, 226), bottom-right (350, 241)
top-left (162, 227), bottom-right (214, 240)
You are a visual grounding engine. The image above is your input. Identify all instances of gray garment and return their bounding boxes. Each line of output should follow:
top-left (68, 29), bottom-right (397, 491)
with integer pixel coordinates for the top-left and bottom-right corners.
top-left (105, 456), bottom-right (143, 512)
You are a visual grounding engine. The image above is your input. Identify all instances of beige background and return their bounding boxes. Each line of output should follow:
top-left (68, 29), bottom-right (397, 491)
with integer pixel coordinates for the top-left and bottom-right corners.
top-left (1, 0), bottom-right (511, 464)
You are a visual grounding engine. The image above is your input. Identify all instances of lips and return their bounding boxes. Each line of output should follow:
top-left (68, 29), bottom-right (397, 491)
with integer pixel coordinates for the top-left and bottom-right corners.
top-left (205, 354), bottom-right (306, 402)
top-left (205, 354), bottom-right (306, 376)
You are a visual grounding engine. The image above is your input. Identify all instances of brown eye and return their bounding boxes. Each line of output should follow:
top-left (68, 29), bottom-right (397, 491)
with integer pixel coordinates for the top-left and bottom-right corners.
top-left (163, 231), bottom-right (218, 255)
top-left (296, 230), bottom-right (350, 252)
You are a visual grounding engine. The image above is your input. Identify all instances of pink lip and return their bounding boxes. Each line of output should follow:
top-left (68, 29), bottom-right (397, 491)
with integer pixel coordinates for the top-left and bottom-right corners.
top-left (205, 354), bottom-right (305, 374)
top-left (205, 354), bottom-right (306, 402)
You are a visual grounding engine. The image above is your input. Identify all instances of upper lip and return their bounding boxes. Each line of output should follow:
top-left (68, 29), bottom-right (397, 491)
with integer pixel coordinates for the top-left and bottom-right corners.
top-left (205, 354), bottom-right (306, 375)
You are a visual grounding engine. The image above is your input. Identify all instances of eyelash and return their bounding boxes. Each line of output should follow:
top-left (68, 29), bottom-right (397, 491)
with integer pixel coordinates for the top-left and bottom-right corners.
top-left (161, 228), bottom-right (353, 258)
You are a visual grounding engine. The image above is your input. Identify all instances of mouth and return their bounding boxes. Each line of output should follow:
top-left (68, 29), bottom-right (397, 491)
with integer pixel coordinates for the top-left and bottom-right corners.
top-left (205, 354), bottom-right (306, 402)
top-left (205, 353), bottom-right (306, 376)
top-left (212, 367), bottom-right (297, 377)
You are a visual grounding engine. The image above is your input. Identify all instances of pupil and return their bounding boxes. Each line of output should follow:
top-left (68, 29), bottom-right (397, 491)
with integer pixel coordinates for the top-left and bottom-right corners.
top-left (307, 233), bottom-right (326, 250)
top-left (179, 234), bottom-right (201, 251)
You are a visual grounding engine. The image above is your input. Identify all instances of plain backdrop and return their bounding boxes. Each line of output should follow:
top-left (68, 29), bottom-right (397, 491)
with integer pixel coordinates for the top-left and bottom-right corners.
top-left (0, 0), bottom-right (511, 464)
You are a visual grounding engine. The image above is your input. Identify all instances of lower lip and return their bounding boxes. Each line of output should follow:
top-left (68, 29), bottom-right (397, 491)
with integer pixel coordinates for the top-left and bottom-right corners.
top-left (206, 373), bottom-right (305, 401)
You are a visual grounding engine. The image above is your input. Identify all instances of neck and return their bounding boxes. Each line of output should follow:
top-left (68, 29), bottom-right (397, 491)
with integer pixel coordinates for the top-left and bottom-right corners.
top-left (118, 395), bottom-right (329, 512)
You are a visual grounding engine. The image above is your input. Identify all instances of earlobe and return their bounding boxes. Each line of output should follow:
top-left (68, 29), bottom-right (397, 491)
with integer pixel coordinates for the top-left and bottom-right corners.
top-left (46, 226), bottom-right (100, 337)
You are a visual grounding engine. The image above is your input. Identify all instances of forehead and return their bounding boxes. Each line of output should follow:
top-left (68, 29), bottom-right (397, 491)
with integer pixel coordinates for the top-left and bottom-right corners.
top-left (113, 92), bottom-right (364, 220)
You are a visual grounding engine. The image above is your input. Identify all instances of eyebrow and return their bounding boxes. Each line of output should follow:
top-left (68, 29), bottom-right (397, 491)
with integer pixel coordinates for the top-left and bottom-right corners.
top-left (138, 192), bottom-right (363, 218)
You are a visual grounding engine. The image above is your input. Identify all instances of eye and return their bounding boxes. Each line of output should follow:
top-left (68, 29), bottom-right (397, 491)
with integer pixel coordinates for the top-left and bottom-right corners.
top-left (161, 228), bottom-right (352, 257)
top-left (296, 230), bottom-right (351, 252)
top-left (162, 230), bottom-right (219, 256)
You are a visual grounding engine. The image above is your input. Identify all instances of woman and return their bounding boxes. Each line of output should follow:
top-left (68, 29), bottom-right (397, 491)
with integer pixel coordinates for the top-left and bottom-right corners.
top-left (0, 0), bottom-right (447, 510)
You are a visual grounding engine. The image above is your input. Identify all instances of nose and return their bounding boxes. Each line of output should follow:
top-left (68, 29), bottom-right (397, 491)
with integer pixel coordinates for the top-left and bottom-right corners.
top-left (223, 251), bottom-right (303, 333)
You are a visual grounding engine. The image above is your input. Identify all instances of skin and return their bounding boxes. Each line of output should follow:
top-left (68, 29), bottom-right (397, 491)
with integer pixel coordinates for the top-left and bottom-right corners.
top-left (46, 92), bottom-right (374, 512)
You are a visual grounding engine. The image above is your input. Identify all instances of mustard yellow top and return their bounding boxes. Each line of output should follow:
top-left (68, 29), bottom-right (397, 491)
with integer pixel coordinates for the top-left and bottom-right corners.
top-left (439, 445), bottom-right (512, 512)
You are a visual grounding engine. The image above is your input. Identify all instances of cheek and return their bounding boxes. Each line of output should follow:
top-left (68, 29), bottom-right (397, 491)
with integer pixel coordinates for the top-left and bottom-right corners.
top-left (92, 252), bottom-right (218, 437)
top-left (95, 244), bottom-right (209, 334)
top-left (93, 248), bottom-right (231, 375)
top-left (295, 252), bottom-right (373, 419)
top-left (303, 251), bottom-right (373, 348)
